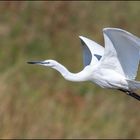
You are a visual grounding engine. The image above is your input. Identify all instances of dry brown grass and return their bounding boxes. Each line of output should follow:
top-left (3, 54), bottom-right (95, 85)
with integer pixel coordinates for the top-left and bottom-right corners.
top-left (0, 1), bottom-right (140, 139)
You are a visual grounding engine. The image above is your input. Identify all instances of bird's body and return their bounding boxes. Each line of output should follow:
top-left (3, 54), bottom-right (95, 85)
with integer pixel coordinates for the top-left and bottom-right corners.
top-left (28, 28), bottom-right (140, 101)
top-left (90, 67), bottom-right (128, 89)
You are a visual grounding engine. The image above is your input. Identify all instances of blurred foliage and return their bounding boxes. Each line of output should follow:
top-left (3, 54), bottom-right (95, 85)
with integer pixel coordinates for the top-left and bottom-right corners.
top-left (0, 1), bottom-right (140, 139)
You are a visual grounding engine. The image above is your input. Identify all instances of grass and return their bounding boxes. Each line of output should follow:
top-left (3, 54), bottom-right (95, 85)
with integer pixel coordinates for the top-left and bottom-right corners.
top-left (0, 1), bottom-right (140, 139)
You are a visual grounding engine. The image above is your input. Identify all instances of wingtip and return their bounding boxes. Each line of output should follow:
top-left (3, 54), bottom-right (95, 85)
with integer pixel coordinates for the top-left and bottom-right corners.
top-left (103, 27), bottom-right (126, 32)
top-left (79, 35), bottom-right (85, 39)
top-left (79, 36), bottom-right (88, 42)
top-left (103, 27), bottom-right (140, 41)
top-left (79, 36), bottom-right (90, 41)
top-left (103, 27), bottom-right (115, 32)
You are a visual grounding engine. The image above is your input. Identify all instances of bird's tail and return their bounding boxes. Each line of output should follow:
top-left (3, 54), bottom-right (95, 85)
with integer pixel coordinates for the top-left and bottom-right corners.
top-left (126, 79), bottom-right (140, 90)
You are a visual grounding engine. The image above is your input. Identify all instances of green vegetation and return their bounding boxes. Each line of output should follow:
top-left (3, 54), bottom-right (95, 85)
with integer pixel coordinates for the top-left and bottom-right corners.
top-left (0, 1), bottom-right (140, 139)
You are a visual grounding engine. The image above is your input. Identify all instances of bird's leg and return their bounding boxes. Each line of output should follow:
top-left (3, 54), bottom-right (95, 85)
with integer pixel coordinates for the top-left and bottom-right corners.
top-left (127, 91), bottom-right (140, 101)
top-left (118, 89), bottom-right (140, 101)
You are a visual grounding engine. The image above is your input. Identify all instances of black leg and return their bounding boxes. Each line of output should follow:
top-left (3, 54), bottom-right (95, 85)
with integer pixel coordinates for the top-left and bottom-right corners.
top-left (126, 91), bottom-right (140, 101)
top-left (118, 89), bottom-right (140, 101)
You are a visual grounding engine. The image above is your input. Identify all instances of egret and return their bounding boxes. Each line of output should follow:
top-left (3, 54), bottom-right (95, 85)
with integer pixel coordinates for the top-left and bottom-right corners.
top-left (28, 28), bottom-right (140, 101)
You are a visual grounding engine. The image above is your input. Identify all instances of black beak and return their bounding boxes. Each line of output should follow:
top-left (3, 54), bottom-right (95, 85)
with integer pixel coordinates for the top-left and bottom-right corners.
top-left (27, 61), bottom-right (44, 64)
top-left (27, 61), bottom-right (50, 64)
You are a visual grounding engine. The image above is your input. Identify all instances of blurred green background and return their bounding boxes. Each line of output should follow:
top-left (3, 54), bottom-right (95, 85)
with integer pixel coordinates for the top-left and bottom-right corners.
top-left (0, 1), bottom-right (140, 139)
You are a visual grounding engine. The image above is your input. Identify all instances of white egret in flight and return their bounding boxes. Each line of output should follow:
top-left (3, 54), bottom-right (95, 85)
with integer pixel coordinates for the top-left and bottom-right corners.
top-left (28, 28), bottom-right (140, 101)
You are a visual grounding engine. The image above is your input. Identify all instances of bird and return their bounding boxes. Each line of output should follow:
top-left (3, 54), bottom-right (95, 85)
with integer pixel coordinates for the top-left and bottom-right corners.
top-left (28, 28), bottom-right (140, 101)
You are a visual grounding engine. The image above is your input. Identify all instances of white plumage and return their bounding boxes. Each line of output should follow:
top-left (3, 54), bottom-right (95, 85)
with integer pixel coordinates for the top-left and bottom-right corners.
top-left (28, 28), bottom-right (140, 101)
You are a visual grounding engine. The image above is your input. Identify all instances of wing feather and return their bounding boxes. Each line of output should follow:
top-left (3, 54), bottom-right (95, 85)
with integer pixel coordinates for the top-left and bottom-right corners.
top-left (79, 36), bottom-right (104, 67)
top-left (99, 28), bottom-right (140, 79)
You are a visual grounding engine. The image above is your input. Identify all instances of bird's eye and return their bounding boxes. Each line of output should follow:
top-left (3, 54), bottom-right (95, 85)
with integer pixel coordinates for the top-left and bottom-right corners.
top-left (45, 62), bottom-right (50, 64)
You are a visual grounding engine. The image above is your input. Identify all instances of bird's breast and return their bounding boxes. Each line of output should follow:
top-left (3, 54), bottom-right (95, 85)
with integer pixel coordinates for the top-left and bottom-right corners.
top-left (90, 69), bottom-right (128, 89)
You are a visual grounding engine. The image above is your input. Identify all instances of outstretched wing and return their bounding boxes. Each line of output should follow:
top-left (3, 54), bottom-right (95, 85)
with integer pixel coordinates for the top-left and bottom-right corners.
top-left (79, 36), bottom-right (104, 67)
top-left (99, 28), bottom-right (140, 79)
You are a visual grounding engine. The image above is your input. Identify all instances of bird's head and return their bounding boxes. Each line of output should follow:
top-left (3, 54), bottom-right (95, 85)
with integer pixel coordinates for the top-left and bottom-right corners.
top-left (27, 59), bottom-right (58, 68)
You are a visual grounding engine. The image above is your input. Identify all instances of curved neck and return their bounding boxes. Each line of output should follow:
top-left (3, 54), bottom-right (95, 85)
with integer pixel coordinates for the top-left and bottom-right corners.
top-left (52, 63), bottom-right (90, 82)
